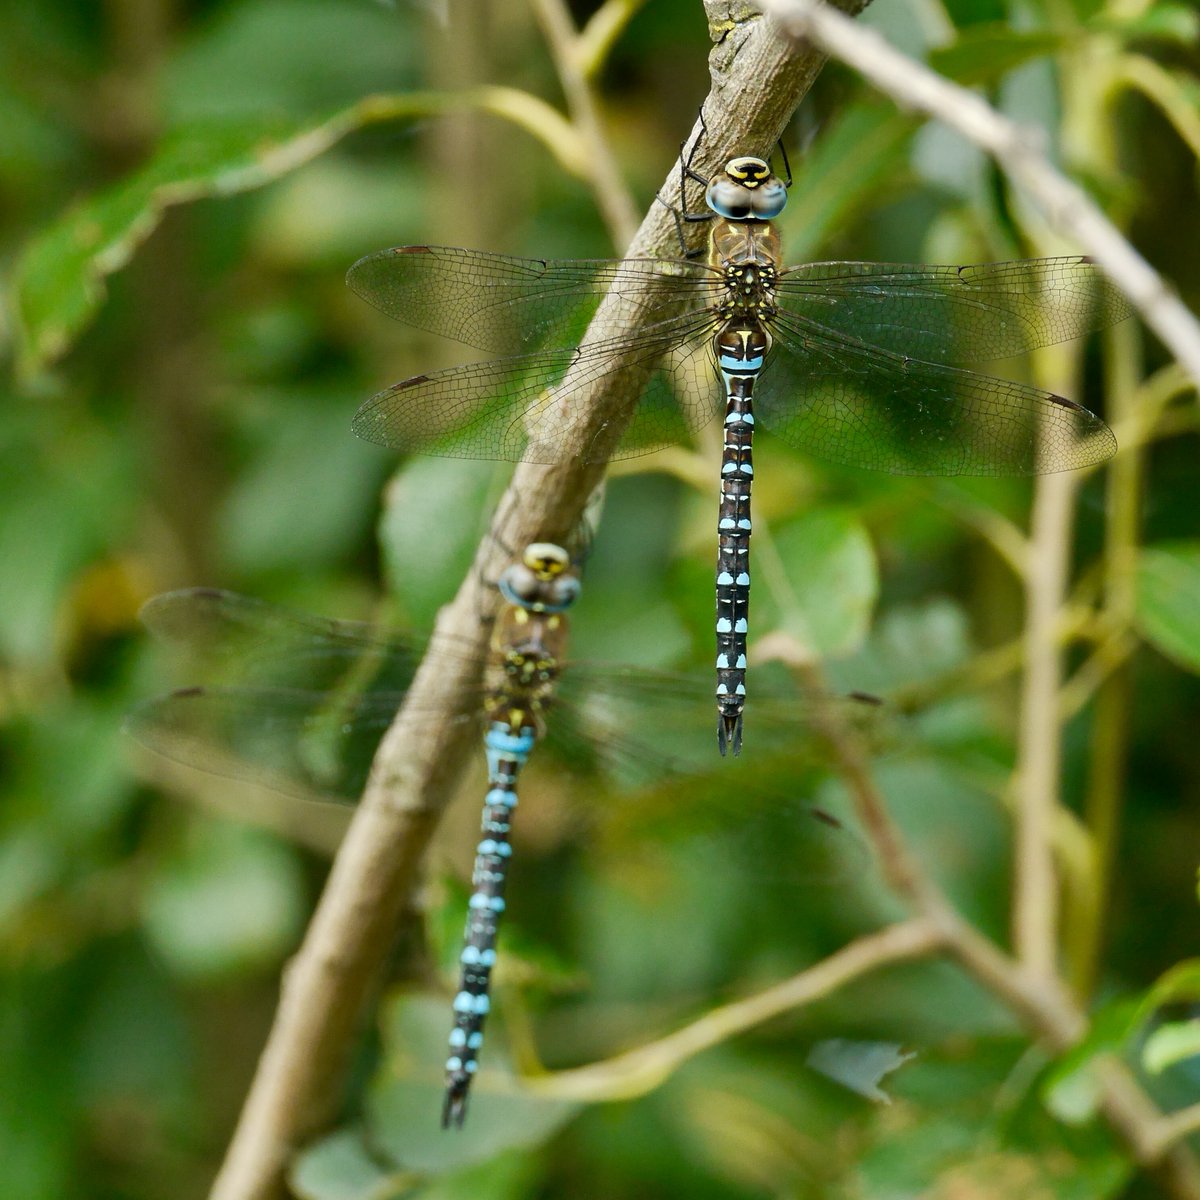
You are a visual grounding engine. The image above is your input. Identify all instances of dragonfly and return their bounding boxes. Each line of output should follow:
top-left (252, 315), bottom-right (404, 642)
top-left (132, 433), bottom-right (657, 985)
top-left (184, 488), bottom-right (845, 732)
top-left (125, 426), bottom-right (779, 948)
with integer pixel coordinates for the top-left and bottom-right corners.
top-left (128, 546), bottom-right (878, 1128)
top-left (346, 153), bottom-right (1129, 756)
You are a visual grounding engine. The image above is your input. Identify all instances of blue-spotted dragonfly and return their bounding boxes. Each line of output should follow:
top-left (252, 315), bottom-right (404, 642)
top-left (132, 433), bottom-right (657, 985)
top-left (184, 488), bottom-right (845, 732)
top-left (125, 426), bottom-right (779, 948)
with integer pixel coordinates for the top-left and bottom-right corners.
top-left (347, 155), bottom-right (1128, 755)
top-left (127, 548), bottom-right (877, 1128)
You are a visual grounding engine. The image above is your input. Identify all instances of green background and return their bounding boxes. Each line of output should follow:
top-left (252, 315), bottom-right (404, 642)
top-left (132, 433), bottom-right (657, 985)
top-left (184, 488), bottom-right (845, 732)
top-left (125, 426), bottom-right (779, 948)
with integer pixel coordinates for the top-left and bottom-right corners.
top-left (2, 0), bottom-right (1199, 1196)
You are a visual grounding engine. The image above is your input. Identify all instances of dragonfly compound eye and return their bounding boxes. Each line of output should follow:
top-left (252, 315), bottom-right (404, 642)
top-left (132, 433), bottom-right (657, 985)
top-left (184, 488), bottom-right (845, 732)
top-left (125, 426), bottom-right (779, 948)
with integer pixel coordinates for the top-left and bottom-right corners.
top-left (547, 576), bottom-right (581, 611)
top-left (706, 177), bottom-right (752, 220)
top-left (750, 179), bottom-right (788, 219)
top-left (498, 562), bottom-right (541, 606)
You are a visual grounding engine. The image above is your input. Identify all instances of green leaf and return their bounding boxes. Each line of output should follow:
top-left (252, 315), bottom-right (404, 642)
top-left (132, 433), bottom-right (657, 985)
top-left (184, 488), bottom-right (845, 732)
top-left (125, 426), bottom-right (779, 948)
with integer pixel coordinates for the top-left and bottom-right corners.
top-left (783, 104), bottom-right (916, 263)
top-left (12, 87), bottom-right (579, 376)
top-left (378, 459), bottom-right (508, 628)
top-left (13, 108), bottom-right (364, 375)
top-left (755, 507), bottom-right (878, 659)
top-left (1143, 1020), bottom-right (1200, 1076)
top-left (1144, 959), bottom-right (1200, 1009)
top-left (930, 27), bottom-right (1067, 86)
top-left (366, 995), bottom-right (579, 1173)
top-left (217, 390), bottom-right (391, 575)
top-left (1043, 962), bottom-right (1200, 1120)
top-left (291, 1130), bottom-right (417, 1200)
top-left (1042, 995), bottom-right (1148, 1124)
top-left (162, 0), bottom-right (420, 123)
top-left (1135, 542), bottom-right (1200, 673)
top-left (1093, 4), bottom-right (1200, 45)
top-left (141, 822), bottom-right (307, 979)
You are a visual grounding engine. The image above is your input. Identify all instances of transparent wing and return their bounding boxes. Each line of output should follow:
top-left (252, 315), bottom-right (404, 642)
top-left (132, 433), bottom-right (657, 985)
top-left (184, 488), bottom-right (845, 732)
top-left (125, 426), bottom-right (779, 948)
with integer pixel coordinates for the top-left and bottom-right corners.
top-left (139, 588), bottom-right (426, 691)
top-left (756, 312), bottom-right (1116, 476)
top-left (350, 315), bottom-right (722, 463)
top-left (126, 686), bottom-right (420, 801)
top-left (774, 257), bottom-right (1132, 364)
top-left (127, 678), bottom-right (868, 885)
top-left (129, 592), bottom-right (881, 879)
top-left (346, 246), bottom-right (723, 355)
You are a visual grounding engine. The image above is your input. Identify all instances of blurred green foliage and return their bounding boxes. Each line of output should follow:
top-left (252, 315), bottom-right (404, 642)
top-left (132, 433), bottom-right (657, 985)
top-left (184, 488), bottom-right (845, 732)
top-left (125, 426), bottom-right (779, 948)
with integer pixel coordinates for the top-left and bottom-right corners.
top-left (2, 0), bottom-right (1199, 1198)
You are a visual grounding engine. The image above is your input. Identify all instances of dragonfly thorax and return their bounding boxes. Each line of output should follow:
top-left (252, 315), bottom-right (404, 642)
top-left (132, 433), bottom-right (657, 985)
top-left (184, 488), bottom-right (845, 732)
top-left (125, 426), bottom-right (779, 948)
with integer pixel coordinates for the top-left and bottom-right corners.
top-left (720, 260), bottom-right (779, 316)
top-left (706, 157), bottom-right (788, 221)
top-left (502, 647), bottom-right (558, 686)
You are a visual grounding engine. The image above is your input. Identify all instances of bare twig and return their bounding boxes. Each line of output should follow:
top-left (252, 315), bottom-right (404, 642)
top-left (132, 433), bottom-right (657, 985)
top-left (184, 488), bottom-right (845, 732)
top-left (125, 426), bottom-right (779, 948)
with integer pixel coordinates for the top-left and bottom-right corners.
top-left (1145, 1102), bottom-right (1200, 1162)
top-left (1066, 320), bottom-right (1144, 996)
top-left (525, 918), bottom-right (943, 1102)
top-left (1013, 461), bottom-right (1077, 978)
top-left (531, 0), bottom-right (641, 248)
top-left (755, 0), bottom-right (1200, 390)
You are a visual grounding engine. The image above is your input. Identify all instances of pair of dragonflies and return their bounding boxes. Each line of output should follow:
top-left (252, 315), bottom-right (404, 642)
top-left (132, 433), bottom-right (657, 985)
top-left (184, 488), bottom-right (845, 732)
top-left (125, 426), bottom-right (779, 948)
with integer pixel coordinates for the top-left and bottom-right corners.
top-left (132, 144), bottom-right (1128, 1126)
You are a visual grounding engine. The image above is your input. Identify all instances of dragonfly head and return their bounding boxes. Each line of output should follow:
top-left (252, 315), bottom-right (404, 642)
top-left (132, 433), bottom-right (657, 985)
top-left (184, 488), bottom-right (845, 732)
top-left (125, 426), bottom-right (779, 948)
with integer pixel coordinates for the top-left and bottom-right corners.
top-left (498, 543), bottom-right (581, 614)
top-left (706, 157), bottom-right (788, 222)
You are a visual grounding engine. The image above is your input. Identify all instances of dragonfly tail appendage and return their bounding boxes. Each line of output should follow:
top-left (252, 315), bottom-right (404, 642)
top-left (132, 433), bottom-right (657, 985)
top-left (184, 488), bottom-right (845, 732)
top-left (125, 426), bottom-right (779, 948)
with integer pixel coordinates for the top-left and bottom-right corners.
top-left (718, 710), bottom-right (743, 757)
top-left (442, 721), bottom-right (534, 1129)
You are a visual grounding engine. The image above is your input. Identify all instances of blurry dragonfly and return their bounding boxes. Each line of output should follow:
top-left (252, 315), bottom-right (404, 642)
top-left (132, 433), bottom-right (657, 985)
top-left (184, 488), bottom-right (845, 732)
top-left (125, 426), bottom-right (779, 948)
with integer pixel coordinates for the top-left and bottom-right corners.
top-left (347, 153), bottom-right (1128, 755)
top-left (128, 549), bottom-right (878, 1128)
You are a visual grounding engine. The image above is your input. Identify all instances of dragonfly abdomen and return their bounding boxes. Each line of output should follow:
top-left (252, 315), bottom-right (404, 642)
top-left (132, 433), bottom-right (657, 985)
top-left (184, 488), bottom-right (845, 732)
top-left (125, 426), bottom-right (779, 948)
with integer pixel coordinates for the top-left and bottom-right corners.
top-left (444, 550), bottom-right (575, 1128)
top-left (714, 321), bottom-right (770, 757)
top-left (443, 720), bottom-right (534, 1128)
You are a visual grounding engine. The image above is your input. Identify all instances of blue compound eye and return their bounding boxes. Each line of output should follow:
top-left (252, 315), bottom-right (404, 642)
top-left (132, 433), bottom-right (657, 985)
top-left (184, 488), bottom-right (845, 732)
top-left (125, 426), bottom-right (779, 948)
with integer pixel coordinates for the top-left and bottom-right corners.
top-left (706, 178), bottom-right (752, 220)
top-left (549, 576), bottom-right (581, 610)
top-left (751, 179), bottom-right (788, 218)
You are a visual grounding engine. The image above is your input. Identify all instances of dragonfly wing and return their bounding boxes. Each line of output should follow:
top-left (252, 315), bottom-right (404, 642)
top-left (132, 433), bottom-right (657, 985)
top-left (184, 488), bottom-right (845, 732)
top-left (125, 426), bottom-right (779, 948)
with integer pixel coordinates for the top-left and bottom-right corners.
top-left (549, 663), bottom-right (883, 784)
top-left (140, 589), bottom-right (424, 693)
top-left (133, 591), bottom-right (493, 800)
top-left (351, 311), bottom-right (719, 463)
top-left (757, 314), bottom-right (1116, 476)
top-left (775, 257), bottom-right (1131, 364)
top-left (606, 323), bottom-right (722, 459)
top-left (538, 666), bottom-right (879, 884)
top-left (126, 686), bottom-right (420, 802)
top-left (347, 247), bottom-right (722, 355)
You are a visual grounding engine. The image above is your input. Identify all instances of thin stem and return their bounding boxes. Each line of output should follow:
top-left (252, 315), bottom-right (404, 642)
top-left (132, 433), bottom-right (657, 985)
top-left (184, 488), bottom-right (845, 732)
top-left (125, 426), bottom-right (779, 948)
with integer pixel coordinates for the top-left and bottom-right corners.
top-left (1065, 319), bottom-right (1144, 998)
top-left (1058, 627), bottom-right (1138, 720)
top-left (530, 0), bottom-right (641, 249)
top-left (1012, 463), bottom-right (1076, 977)
top-left (525, 918), bottom-right (943, 1102)
top-left (1146, 1102), bottom-right (1200, 1161)
top-left (578, 0), bottom-right (650, 79)
top-left (926, 483), bottom-right (1030, 580)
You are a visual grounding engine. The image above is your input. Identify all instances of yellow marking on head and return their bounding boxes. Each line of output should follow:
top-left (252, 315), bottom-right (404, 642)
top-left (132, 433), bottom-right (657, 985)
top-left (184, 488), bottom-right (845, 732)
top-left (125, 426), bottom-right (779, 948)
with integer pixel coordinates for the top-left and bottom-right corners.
top-left (523, 542), bottom-right (570, 579)
top-left (725, 156), bottom-right (771, 187)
